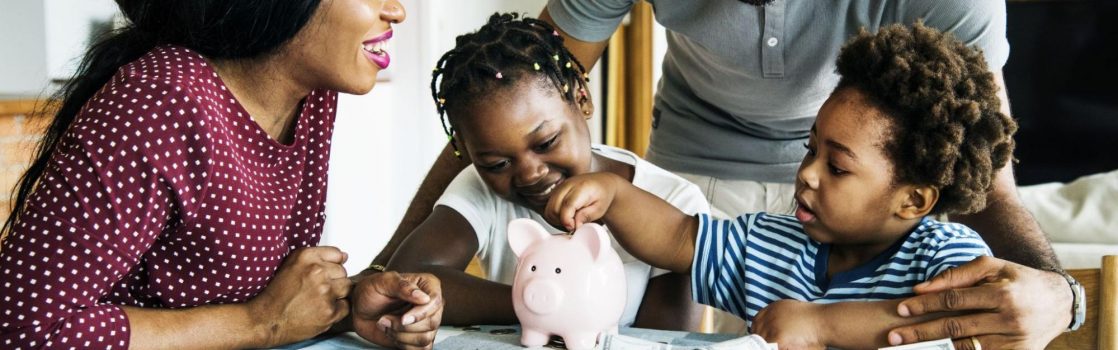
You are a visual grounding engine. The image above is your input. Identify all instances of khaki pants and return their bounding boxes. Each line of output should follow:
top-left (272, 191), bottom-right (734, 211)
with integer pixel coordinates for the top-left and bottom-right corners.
top-left (673, 171), bottom-right (797, 334)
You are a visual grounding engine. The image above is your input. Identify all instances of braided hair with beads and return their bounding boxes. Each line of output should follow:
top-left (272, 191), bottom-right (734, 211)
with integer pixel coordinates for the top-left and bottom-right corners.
top-left (430, 12), bottom-right (591, 157)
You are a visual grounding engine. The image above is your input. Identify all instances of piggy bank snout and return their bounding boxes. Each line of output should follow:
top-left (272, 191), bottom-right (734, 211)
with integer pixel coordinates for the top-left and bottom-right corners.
top-left (522, 279), bottom-right (565, 315)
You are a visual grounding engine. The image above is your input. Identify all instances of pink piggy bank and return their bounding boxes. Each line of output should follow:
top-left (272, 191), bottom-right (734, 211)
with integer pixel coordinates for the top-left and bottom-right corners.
top-left (507, 218), bottom-right (627, 350)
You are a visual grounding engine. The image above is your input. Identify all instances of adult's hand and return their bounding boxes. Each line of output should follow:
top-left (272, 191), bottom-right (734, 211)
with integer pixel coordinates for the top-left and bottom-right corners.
top-left (352, 271), bottom-right (444, 350)
top-left (887, 256), bottom-right (1071, 350)
top-left (247, 246), bottom-right (352, 347)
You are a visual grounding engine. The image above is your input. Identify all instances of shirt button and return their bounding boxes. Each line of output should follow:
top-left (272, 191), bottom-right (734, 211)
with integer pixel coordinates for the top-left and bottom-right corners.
top-left (767, 37), bottom-right (779, 47)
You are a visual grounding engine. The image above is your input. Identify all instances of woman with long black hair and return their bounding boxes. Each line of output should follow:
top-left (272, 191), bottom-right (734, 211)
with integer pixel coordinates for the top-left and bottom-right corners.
top-left (0, 1), bottom-right (442, 349)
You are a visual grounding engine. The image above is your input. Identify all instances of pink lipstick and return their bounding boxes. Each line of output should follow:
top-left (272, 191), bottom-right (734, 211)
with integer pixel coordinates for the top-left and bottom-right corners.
top-left (362, 30), bottom-right (392, 69)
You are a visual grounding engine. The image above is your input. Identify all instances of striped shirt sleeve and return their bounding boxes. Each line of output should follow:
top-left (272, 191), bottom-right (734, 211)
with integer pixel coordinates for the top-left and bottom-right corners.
top-left (925, 225), bottom-right (993, 279)
top-left (690, 213), bottom-right (754, 319)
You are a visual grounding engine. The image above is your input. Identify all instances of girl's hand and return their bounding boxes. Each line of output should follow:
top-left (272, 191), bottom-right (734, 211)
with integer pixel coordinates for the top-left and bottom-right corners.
top-left (544, 172), bottom-right (624, 231)
top-left (246, 246), bottom-right (352, 347)
top-left (352, 271), bottom-right (444, 350)
top-left (751, 300), bottom-right (828, 350)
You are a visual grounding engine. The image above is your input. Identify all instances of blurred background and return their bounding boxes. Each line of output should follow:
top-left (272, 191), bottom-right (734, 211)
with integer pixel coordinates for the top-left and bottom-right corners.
top-left (1, 0), bottom-right (1115, 273)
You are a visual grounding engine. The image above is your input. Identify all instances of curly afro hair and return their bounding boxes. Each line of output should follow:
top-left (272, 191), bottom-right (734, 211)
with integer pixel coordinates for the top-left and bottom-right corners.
top-left (835, 21), bottom-right (1017, 215)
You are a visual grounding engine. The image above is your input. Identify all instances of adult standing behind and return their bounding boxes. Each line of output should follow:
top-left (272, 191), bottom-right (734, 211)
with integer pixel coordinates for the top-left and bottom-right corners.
top-left (0, 0), bottom-right (442, 349)
top-left (372, 0), bottom-right (1074, 349)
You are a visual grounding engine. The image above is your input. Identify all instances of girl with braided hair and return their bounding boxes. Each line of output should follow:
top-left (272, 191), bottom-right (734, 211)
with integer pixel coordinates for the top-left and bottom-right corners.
top-left (384, 12), bottom-right (707, 330)
top-left (543, 22), bottom-right (1018, 349)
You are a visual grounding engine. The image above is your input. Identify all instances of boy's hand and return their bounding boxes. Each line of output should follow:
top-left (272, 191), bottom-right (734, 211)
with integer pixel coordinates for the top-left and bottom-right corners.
top-left (752, 300), bottom-right (828, 350)
top-left (544, 173), bottom-right (624, 231)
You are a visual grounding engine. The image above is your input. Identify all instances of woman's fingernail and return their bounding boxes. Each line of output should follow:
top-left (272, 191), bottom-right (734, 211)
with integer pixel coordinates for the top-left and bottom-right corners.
top-left (378, 318), bottom-right (391, 331)
top-left (402, 315), bottom-right (416, 325)
top-left (888, 332), bottom-right (902, 345)
top-left (898, 304), bottom-right (911, 317)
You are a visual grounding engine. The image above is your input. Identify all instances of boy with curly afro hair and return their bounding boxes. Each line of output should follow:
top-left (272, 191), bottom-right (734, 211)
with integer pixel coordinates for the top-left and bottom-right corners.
top-left (540, 21), bottom-right (1016, 349)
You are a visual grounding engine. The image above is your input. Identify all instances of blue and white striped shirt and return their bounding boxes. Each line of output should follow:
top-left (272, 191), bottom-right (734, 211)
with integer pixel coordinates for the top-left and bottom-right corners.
top-left (690, 213), bottom-right (991, 326)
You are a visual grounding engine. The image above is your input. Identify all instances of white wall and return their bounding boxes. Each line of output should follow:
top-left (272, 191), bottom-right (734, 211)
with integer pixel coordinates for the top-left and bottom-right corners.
top-left (0, 1), bottom-right (48, 96)
top-left (0, 0), bottom-right (116, 96)
top-left (43, 0), bottom-right (119, 80)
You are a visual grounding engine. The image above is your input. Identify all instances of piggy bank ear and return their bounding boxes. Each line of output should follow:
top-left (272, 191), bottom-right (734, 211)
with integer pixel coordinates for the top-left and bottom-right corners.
top-left (572, 223), bottom-right (611, 262)
top-left (508, 219), bottom-right (551, 257)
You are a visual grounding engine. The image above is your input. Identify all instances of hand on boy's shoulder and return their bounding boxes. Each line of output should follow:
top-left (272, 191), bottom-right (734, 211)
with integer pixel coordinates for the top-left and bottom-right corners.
top-left (890, 256), bottom-right (1070, 350)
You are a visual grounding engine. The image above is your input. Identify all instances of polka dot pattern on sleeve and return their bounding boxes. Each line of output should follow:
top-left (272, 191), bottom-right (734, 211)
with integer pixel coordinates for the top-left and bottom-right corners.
top-left (0, 46), bottom-right (337, 349)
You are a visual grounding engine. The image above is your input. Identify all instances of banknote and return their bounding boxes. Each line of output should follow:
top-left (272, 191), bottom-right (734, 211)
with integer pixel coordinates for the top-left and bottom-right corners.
top-left (599, 333), bottom-right (777, 350)
top-left (878, 338), bottom-right (955, 350)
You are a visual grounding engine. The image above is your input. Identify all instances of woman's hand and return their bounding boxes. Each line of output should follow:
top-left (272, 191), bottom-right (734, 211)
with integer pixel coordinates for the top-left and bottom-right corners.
top-left (888, 256), bottom-right (1071, 350)
top-left (352, 271), bottom-right (444, 350)
top-left (246, 246), bottom-right (352, 347)
top-left (751, 300), bottom-right (827, 350)
top-left (544, 172), bottom-right (623, 231)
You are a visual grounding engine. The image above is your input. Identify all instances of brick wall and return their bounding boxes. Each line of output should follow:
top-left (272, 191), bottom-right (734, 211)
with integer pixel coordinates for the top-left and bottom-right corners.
top-left (0, 99), bottom-right (47, 239)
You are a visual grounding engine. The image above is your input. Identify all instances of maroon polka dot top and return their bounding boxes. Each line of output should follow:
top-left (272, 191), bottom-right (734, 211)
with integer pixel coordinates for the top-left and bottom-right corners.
top-left (0, 46), bottom-right (337, 349)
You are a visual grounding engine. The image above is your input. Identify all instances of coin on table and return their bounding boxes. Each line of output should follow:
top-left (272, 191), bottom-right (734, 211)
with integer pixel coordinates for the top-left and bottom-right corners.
top-left (490, 328), bottom-right (518, 335)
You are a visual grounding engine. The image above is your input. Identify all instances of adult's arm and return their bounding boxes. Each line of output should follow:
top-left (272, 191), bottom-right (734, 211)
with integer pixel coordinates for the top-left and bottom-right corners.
top-left (125, 247), bottom-right (352, 349)
top-left (949, 72), bottom-right (1060, 271)
top-left (122, 305), bottom-right (268, 349)
top-left (889, 256), bottom-right (1071, 349)
top-left (539, 7), bottom-right (611, 72)
top-left (371, 143), bottom-right (470, 266)
top-left (913, 0), bottom-right (1057, 268)
top-left (0, 98), bottom-right (354, 349)
top-left (385, 206), bottom-right (518, 326)
top-left (888, 71), bottom-right (1072, 350)
top-left (753, 299), bottom-right (949, 349)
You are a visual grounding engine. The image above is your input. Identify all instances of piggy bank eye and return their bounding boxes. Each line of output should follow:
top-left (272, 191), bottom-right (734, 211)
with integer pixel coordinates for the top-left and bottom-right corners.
top-left (530, 265), bottom-right (536, 272)
top-left (555, 267), bottom-right (562, 274)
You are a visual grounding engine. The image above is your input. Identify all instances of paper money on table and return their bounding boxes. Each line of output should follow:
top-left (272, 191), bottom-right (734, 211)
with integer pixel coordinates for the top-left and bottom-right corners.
top-left (599, 333), bottom-right (777, 350)
top-left (878, 338), bottom-right (955, 350)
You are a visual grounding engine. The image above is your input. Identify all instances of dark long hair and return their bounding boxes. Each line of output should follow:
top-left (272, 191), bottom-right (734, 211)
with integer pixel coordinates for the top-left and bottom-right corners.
top-left (2, 0), bottom-right (323, 237)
